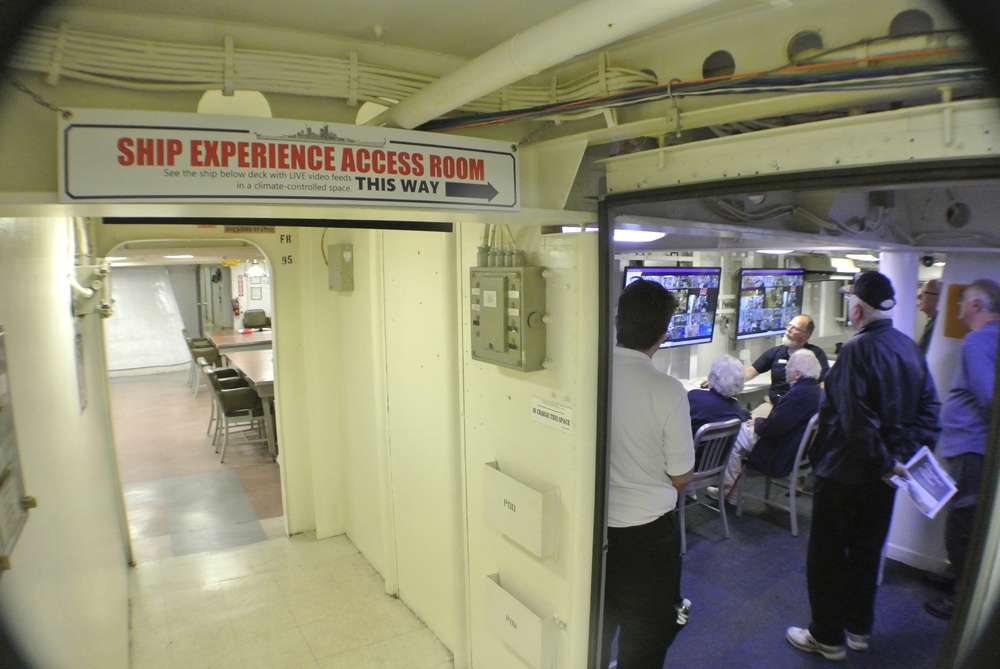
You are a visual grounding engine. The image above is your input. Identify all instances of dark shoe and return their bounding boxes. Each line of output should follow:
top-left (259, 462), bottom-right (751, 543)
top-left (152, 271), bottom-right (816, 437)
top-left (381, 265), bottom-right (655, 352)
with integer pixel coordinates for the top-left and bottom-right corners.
top-left (923, 569), bottom-right (958, 588)
top-left (924, 595), bottom-right (955, 620)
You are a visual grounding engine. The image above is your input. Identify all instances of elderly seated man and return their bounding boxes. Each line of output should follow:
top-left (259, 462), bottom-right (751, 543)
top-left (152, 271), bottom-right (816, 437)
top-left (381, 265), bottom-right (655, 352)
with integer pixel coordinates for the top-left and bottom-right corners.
top-left (688, 355), bottom-right (750, 440)
top-left (709, 348), bottom-right (824, 501)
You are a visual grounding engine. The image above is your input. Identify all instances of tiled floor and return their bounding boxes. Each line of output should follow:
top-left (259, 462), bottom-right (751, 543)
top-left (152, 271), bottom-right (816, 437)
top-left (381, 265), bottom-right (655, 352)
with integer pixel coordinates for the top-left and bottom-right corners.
top-left (111, 369), bottom-right (284, 561)
top-left (112, 370), bottom-right (454, 669)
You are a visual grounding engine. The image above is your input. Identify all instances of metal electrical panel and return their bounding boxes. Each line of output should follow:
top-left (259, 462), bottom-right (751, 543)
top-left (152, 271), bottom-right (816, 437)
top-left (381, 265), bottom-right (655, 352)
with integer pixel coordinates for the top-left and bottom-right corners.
top-left (328, 244), bottom-right (354, 291)
top-left (470, 266), bottom-right (547, 372)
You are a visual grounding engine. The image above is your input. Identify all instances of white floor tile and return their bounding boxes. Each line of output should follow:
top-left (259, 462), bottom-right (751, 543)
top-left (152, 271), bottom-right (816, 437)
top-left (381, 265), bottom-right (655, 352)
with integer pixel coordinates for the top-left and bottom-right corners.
top-left (129, 534), bottom-right (452, 669)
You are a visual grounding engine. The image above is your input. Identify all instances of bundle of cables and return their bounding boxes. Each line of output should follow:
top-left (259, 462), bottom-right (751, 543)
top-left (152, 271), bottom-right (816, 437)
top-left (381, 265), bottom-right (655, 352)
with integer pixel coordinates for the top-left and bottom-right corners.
top-left (419, 32), bottom-right (988, 133)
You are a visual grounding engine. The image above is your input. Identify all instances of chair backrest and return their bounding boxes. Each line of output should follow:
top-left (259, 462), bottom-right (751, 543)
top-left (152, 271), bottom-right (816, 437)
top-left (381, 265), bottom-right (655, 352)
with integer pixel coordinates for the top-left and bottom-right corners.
top-left (243, 309), bottom-right (268, 329)
top-left (791, 413), bottom-right (821, 477)
top-left (204, 366), bottom-right (259, 412)
top-left (691, 418), bottom-right (742, 480)
top-left (190, 344), bottom-right (221, 365)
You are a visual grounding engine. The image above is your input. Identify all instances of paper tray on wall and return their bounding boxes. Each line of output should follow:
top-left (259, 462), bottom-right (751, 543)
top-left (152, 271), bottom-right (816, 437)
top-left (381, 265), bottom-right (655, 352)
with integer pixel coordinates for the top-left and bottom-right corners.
top-left (485, 573), bottom-right (557, 669)
top-left (484, 461), bottom-right (559, 558)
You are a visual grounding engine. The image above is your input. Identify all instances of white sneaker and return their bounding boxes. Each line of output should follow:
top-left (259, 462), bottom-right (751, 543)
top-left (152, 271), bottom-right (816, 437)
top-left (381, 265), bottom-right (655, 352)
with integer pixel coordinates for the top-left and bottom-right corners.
top-left (786, 626), bottom-right (847, 661)
top-left (706, 486), bottom-right (719, 501)
top-left (846, 631), bottom-right (870, 651)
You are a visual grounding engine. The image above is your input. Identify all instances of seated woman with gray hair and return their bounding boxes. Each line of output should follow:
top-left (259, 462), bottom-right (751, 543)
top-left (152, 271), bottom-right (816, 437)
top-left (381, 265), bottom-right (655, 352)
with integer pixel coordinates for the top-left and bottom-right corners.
top-left (688, 355), bottom-right (750, 438)
top-left (709, 348), bottom-right (824, 501)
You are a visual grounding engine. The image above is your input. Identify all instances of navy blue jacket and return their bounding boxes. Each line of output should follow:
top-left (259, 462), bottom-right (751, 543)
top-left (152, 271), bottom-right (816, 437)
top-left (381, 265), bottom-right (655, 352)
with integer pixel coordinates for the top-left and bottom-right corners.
top-left (810, 319), bottom-right (940, 485)
top-left (687, 388), bottom-right (748, 437)
top-left (746, 377), bottom-right (822, 478)
top-left (752, 342), bottom-right (830, 403)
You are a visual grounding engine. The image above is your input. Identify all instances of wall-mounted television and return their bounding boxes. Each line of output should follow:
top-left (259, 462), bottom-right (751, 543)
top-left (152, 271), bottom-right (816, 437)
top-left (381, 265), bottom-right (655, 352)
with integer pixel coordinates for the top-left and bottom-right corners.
top-left (622, 266), bottom-right (722, 348)
top-left (735, 268), bottom-right (805, 340)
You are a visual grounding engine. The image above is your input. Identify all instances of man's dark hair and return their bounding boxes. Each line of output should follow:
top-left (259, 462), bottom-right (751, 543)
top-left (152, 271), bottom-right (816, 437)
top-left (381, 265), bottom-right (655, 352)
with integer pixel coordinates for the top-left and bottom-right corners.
top-left (616, 279), bottom-right (677, 350)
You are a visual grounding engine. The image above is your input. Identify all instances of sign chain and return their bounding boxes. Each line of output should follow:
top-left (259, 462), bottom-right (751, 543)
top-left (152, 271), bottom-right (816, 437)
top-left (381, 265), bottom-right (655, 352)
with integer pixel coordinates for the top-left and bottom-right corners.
top-left (10, 80), bottom-right (73, 119)
top-left (517, 120), bottom-right (555, 146)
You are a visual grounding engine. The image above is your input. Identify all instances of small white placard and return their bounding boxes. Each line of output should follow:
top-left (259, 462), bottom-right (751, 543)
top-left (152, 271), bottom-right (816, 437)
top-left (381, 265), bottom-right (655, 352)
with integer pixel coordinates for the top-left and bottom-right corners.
top-left (531, 398), bottom-right (572, 434)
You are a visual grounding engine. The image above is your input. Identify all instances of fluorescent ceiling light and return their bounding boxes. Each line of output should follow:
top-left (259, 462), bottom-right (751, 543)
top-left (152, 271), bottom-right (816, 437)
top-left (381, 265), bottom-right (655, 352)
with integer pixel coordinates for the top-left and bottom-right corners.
top-left (831, 257), bottom-right (859, 272)
top-left (105, 256), bottom-right (127, 261)
top-left (614, 230), bottom-right (666, 243)
top-left (933, 261), bottom-right (946, 267)
top-left (845, 253), bottom-right (879, 262)
top-left (758, 249), bottom-right (792, 254)
top-left (163, 254), bottom-right (195, 259)
top-left (559, 227), bottom-right (667, 242)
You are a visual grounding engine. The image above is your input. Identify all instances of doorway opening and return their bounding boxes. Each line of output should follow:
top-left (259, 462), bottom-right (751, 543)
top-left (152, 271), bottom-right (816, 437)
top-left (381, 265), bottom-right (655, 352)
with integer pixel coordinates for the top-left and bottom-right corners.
top-left (103, 238), bottom-right (283, 562)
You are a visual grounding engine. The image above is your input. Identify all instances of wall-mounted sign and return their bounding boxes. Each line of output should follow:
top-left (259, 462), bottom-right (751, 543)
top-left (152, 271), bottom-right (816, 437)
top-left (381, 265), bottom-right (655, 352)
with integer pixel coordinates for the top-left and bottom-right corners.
top-left (58, 109), bottom-right (519, 211)
top-left (530, 398), bottom-right (572, 434)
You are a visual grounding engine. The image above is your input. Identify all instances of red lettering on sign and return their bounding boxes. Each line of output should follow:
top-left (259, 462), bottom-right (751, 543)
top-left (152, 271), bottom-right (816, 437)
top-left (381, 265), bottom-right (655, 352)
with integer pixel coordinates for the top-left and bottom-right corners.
top-left (428, 155), bottom-right (484, 180)
top-left (118, 137), bottom-right (183, 166)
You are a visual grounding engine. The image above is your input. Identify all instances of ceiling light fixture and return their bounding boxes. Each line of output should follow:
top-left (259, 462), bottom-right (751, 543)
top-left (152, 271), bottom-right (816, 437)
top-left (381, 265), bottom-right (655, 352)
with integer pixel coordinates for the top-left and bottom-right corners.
top-left (247, 260), bottom-right (268, 277)
top-left (614, 230), bottom-right (666, 243)
top-left (757, 249), bottom-right (793, 254)
top-left (163, 254), bottom-right (195, 259)
top-left (845, 253), bottom-right (879, 262)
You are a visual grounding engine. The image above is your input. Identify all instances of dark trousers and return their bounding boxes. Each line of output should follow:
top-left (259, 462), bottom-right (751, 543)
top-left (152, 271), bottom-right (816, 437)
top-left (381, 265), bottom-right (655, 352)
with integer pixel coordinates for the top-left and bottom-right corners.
top-left (807, 476), bottom-right (896, 646)
top-left (601, 512), bottom-right (682, 669)
top-left (945, 453), bottom-right (984, 586)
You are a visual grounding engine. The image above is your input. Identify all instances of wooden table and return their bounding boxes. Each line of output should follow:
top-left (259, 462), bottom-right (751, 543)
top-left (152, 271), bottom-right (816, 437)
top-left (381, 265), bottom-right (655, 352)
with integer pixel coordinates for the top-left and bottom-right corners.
top-left (205, 329), bottom-right (273, 353)
top-left (224, 349), bottom-right (277, 459)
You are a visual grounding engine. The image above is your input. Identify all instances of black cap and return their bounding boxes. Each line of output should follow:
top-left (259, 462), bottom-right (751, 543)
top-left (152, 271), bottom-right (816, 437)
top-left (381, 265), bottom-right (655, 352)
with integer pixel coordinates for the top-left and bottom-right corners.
top-left (843, 271), bottom-right (896, 310)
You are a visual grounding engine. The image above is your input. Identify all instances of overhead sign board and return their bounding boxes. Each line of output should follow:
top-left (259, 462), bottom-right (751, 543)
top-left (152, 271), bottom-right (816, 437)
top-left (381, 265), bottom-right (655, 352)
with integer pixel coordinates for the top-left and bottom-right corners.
top-left (58, 109), bottom-right (519, 211)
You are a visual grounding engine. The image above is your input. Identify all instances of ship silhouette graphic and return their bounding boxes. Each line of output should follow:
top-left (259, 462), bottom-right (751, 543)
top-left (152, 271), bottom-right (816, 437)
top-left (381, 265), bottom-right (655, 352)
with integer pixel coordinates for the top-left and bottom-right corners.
top-left (254, 124), bottom-right (385, 148)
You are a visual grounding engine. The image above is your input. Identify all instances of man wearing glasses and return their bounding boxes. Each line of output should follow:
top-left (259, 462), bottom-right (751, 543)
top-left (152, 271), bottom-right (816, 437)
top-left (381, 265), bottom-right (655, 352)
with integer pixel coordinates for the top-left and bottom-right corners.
top-left (745, 314), bottom-right (830, 405)
top-left (917, 279), bottom-right (941, 355)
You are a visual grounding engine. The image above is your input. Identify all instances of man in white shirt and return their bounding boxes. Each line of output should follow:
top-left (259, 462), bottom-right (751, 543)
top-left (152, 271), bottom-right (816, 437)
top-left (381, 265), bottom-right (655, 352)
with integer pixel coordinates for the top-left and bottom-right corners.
top-left (601, 278), bottom-right (696, 669)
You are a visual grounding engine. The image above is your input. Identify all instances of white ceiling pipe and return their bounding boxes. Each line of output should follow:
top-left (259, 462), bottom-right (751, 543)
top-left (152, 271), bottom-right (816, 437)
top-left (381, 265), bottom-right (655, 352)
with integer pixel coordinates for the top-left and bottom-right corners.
top-left (366, 0), bottom-right (724, 129)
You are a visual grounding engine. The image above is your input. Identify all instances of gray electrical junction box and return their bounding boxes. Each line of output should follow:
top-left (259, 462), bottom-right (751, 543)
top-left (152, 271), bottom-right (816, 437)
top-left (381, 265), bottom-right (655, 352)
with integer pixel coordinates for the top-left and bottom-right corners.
top-left (470, 266), bottom-right (547, 372)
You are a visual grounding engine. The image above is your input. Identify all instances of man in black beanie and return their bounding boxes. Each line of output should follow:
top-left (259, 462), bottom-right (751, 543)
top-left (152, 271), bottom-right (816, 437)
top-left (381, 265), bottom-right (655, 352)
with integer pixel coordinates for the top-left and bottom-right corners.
top-left (786, 271), bottom-right (940, 661)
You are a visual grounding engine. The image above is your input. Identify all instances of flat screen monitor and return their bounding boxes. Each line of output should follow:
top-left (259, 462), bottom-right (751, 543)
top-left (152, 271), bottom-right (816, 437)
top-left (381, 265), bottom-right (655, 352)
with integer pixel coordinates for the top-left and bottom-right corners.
top-left (735, 268), bottom-right (805, 340)
top-left (622, 266), bottom-right (722, 348)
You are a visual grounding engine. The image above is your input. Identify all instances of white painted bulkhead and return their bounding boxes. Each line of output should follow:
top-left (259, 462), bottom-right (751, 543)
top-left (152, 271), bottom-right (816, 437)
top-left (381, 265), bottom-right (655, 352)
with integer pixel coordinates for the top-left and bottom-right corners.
top-left (2, 1), bottom-right (1000, 667)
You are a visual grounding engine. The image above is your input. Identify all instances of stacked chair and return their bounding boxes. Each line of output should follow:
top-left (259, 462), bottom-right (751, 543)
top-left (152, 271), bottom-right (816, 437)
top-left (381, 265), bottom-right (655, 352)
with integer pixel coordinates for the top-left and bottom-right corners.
top-left (196, 357), bottom-right (240, 437)
top-left (203, 365), bottom-right (267, 463)
top-left (185, 332), bottom-right (221, 397)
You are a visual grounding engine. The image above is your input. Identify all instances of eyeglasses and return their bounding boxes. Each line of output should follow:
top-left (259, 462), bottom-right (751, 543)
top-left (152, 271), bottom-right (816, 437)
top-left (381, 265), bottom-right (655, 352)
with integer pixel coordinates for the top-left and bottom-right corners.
top-left (787, 324), bottom-right (808, 334)
top-left (917, 292), bottom-right (939, 298)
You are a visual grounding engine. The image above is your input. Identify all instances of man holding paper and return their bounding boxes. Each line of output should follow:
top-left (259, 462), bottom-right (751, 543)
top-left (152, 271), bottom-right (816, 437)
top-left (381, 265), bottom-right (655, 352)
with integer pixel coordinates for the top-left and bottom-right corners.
top-left (925, 278), bottom-right (1000, 620)
top-left (786, 271), bottom-right (940, 661)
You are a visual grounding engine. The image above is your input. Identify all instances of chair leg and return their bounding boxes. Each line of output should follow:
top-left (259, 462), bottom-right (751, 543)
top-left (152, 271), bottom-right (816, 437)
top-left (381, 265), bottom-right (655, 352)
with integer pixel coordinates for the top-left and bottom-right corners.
top-left (678, 492), bottom-right (687, 555)
top-left (220, 419), bottom-right (230, 462)
top-left (213, 410), bottom-right (222, 451)
top-left (718, 479), bottom-right (730, 539)
top-left (788, 477), bottom-right (799, 537)
top-left (734, 472), bottom-right (745, 517)
top-left (206, 398), bottom-right (216, 436)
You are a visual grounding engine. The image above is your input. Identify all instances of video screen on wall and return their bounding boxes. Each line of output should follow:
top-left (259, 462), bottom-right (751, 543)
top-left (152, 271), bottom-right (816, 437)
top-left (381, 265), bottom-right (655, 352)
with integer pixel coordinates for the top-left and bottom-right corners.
top-left (736, 268), bottom-right (805, 340)
top-left (622, 266), bottom-right (722, 348)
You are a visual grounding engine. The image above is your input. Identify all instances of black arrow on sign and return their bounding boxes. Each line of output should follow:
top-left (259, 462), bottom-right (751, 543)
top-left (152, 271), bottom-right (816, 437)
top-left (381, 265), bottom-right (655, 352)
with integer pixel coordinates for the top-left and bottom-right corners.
top-left (445, 181), bottom-right (499, 201)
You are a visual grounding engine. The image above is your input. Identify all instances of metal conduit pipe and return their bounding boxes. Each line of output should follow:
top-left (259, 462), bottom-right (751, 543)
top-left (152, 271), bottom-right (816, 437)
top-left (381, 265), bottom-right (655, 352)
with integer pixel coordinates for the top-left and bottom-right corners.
top-left (366, 0), bottom-right (722, 129)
